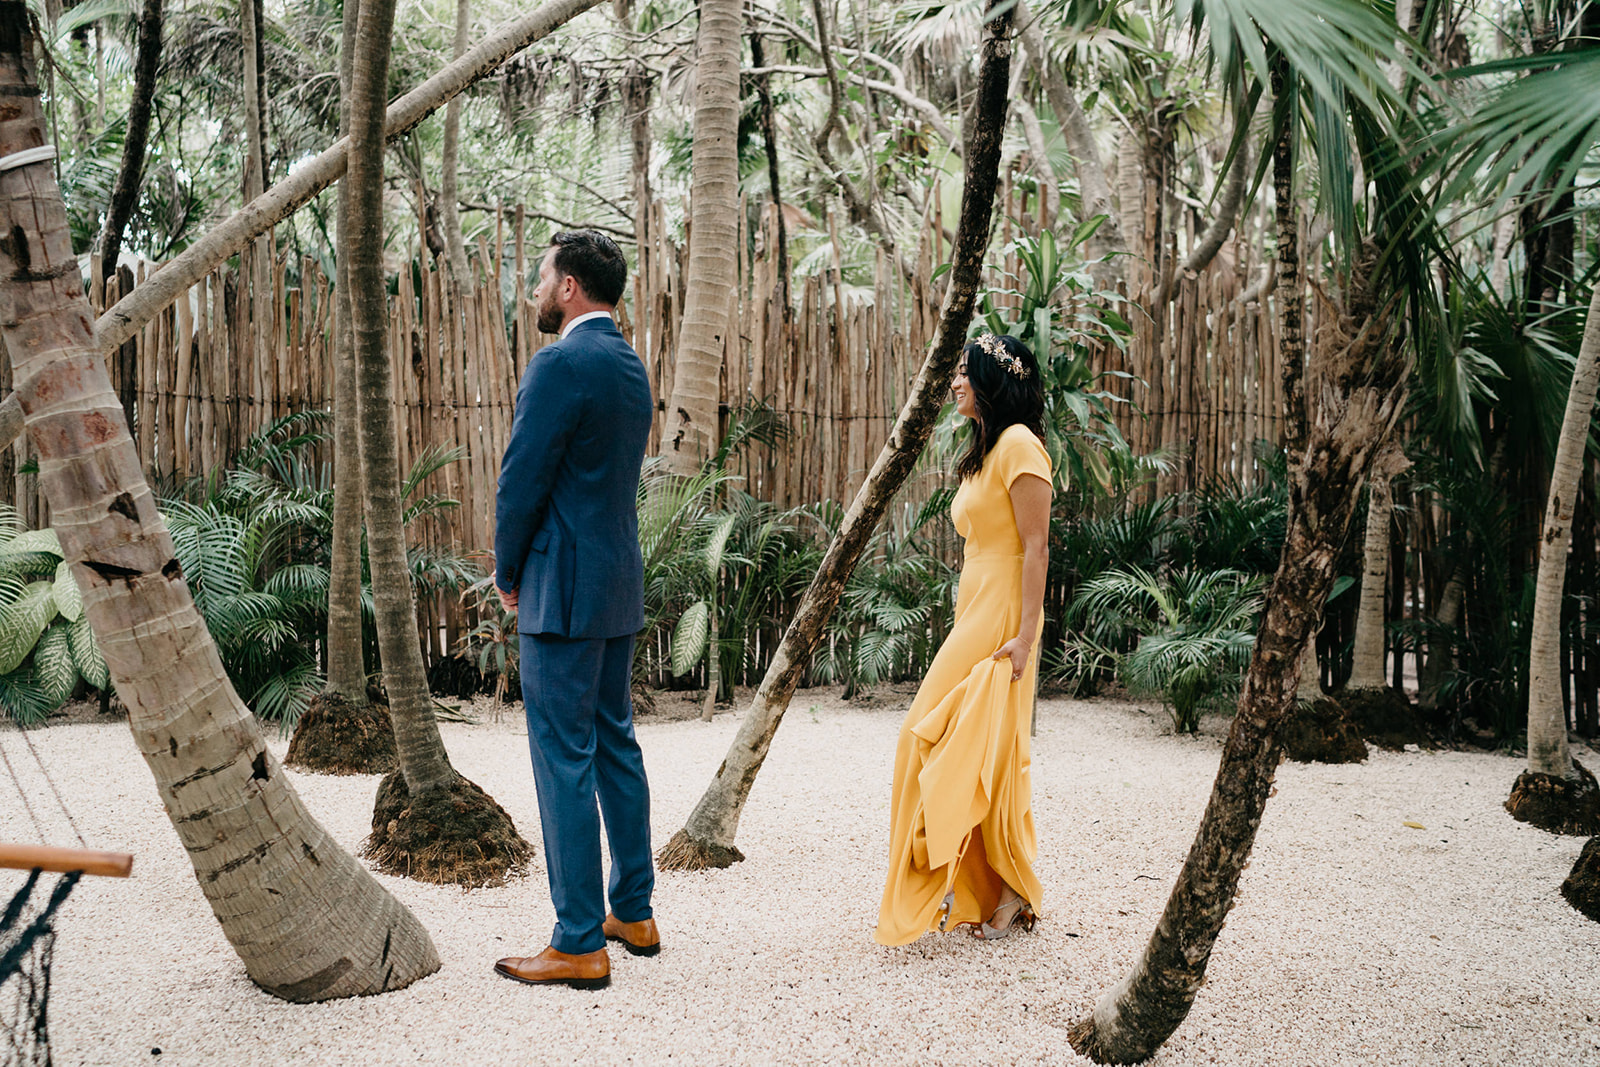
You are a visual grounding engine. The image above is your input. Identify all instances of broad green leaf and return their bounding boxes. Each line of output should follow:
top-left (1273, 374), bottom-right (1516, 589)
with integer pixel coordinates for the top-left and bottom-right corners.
top-left (53, 561), bottom-right (82, 622)
top-left (0, 529), bottom-right (61, 558)
top-left (33, 623), bottom-right (77, 707)
top-left (69, 615), bottom-right (109, 691)
top-left (703, 514), bottom-right (738, 577)
top-left (0, 583), bottom-right (59, 674)
top-left (671, 600), bottom-right (710, 677)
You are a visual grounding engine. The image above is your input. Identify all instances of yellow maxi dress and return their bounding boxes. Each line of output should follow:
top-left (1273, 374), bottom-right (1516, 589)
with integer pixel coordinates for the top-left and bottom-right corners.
top-left (875, 423), bottom-right (1051, 946)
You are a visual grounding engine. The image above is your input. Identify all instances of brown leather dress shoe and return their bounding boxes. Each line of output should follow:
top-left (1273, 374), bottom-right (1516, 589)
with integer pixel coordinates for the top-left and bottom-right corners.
top-left (493, 945), bottom-right (610, 990)
top-left (602, 912), bottom-right (660, 957)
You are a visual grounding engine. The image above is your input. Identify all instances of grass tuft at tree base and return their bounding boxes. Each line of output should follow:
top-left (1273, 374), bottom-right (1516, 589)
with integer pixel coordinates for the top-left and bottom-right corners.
top-left (655, 828), bottom-right (743, 871)
top-left (1281, 698), bottom-right (1369, 764)
top-left (1560, 836), bottom-right (1600, 923)
top-left (284, 690), bottom-right (398, 775)
top-left (1505, 760), bottom-right (1600, 836)
top-left (365, 772), bottom-right (532, 887)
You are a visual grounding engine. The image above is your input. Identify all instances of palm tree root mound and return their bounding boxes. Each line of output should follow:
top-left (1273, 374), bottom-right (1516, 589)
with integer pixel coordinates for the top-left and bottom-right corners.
top-left (1560, 836), bottom-right (1600, 923)
top-left (284, 691), bottom-right (398, 775)
top-left (1282, 698), bottom-right (1369, 764)
top-left (365, 772), bottom-right (533, 887)
top-left (1505, 760), bottom-right (1600, 836)
top-left (655, 828), bottom-right (744, 871)
top-left (1334, 686), bottom-right (1430, 751)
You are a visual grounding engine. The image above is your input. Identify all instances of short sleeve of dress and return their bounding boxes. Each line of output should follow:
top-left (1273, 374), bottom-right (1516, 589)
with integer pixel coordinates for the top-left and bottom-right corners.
top-left (994, 426), bottom-right (1051, 489)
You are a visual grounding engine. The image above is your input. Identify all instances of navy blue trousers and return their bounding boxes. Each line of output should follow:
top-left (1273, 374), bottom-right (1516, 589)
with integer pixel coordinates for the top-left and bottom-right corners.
top-left (520, 632), bottom-right (654, 955)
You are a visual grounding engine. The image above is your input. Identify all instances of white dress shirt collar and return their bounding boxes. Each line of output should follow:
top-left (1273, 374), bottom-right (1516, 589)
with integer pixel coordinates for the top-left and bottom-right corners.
top-left (560, 309), bottom-right (615, 340)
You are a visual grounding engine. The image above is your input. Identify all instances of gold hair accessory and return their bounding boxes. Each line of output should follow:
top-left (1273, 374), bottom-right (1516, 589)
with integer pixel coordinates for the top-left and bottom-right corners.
top-left (976, 333), bottom-right (1029, 379)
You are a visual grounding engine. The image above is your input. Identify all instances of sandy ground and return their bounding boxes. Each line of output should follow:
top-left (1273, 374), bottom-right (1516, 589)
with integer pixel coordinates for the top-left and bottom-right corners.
top-left (2, 688), bottom-right (1596, 1067)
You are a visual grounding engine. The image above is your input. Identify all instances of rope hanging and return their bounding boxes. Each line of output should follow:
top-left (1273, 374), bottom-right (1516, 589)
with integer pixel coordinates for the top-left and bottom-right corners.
top-left (0, 714), bottom-right (132, 1067)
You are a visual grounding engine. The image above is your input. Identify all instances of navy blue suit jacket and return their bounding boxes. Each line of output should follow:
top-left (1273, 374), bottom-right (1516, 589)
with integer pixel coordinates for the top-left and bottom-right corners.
top-left (494, 317), bottom-right (653, 638)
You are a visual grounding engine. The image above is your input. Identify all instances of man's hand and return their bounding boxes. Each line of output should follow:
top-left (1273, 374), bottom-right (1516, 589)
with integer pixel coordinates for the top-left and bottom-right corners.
top-left (497, 584), bottom-right (519, 611)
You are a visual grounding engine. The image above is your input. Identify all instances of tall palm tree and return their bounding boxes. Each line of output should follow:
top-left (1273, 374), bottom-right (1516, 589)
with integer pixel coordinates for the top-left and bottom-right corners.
top-left (0, 0), bottom-right (439, 1000)
top-left (1440, 41), bottom-right (1600, 832)
top-left (284, 0), bottom-right (396, 776)
top-left (657, 0), bottom-right (740, 475)
top-left (1068, 0), bottom-right (1435, 1058)
top-left (340, 0), bottom-right (530, 885)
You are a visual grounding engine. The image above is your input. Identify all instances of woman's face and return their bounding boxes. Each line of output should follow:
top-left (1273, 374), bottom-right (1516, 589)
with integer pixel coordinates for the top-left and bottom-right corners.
top-left (952, 356), bottom-right (978, 419)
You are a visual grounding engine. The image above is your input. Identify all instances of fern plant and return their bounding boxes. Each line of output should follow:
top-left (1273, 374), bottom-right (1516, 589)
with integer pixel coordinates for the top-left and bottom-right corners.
top-left (163, 413), bottom-right (481, 725)
top-left (0, 511), bottom-right (110, 725)
top-left (1069, 566), bottom-right (1266, 733)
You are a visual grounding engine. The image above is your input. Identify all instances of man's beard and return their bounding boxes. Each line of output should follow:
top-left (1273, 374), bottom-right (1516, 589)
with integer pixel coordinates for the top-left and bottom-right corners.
top-left (536, 297), bottom-right (563, 335)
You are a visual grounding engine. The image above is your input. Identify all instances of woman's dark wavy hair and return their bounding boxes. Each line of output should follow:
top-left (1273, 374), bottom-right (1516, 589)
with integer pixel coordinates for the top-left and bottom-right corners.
top-left (954, 333), bottom-right (1045, 481)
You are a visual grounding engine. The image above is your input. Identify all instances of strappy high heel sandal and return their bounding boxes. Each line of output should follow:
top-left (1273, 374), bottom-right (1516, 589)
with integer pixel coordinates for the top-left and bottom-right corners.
top-left (971, 896), bottom-right (1035, 941)
top-left (937, 891), bottom-right (956, 932)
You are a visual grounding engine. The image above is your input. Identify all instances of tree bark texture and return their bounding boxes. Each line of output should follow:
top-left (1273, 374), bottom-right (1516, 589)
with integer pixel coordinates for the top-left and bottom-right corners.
top-left (0, 1), bottom-right (439, 1000)
top-left (1346, 449), bottom-right (1407, 691)
top-left (1068, 106), bottom-right (1410, 1063)
top-left (241, 0), bottom-right (271, 403)
top-left (324, 0), bottom-right (365, 702)
top-left (439, 0), bottom-right (471, 282)
top-left (93, 0), bottom-right (606, 355)
top-left (658, 0), bottom-right (740, 475)
top-left (656, 0), bottom-right (1016, 870)
top-left (1525, 280), bottom-right (1600, 778)
top-left (344, 0), bottom-right (454, 792)
top-left (95, 0), bottom-right (162, 283)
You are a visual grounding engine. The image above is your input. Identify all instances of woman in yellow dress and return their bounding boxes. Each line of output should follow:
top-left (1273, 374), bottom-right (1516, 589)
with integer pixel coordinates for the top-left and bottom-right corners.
top-left (876, 333), bottom-right (1051, 945)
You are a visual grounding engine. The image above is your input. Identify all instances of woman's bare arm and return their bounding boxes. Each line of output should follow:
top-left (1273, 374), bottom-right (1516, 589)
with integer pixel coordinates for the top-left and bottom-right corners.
top-left (993, 472), bottom-right (1052, 681)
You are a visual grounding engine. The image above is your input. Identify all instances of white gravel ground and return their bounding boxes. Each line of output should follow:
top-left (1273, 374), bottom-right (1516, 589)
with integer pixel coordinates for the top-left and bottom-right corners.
top-left (2, 690), bottom-right (1597, 1067)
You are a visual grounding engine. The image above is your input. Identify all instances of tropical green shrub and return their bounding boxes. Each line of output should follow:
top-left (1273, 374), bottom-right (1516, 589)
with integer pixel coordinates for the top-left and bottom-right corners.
top-left (1068, 566), bottom-right (1266, 733)
top-left (165, 413), bottom-right (481, 725)
top-left (812, 491), bottom-right (959, 698)
top-left (0, 514), bottom-right (109, 725)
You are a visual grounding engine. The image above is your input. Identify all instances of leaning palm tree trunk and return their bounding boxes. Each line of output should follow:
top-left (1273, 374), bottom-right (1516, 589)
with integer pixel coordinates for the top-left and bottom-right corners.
top-left (1068, 86), bottom-right (1410, 1059)
top-left (342, 0), bottom-right (530, 885)
top-left (92, 0), bottom-right (606, 355)
top-left (1506, 279), bottom-right (1600, 834)
top-left (657, 0), bottom-right (740, 474)
top-left (0, 1), bottom-right (439, 1000)
top-left (656, 0), bottom-right (1016, 870)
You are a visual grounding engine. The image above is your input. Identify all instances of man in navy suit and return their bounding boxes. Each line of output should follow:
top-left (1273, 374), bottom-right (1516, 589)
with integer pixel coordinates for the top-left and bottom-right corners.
top-left (492, 230), bottom-right (658, 990)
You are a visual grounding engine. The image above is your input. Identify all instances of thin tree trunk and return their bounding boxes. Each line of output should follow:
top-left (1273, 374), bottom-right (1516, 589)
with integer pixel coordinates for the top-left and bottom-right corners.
top-left (342, 0), bottom-right (529, 884)
top-left (622, 60), bottom-right (651, 213)
top-left (1068, 62), bottom-right (1411, 1059)
top-left (241, 0), bottom-right (270, 402)
top-left (749, 32), bottom-right (789, 317)
top-left (439, 0), bottom-right (470, 281)
top-left (0, 1), bottom-right (439, 1000)
top-left (324, 0), bottom-right (365, 703)
top-left (656, 0), bottom-right (1016, 870)
top-left (658, 0), bottom-right (740, 474)
top-left (1347, 463), bottom-right (1398, 690)
top-left (93, 0), bottom-right (606, 355)
top-left (95, 0), bottom-right (162, 284)
top-left (1525, 281), bottom-right (1600, 778)
top-left (344, 0), bottom-right (452, 792)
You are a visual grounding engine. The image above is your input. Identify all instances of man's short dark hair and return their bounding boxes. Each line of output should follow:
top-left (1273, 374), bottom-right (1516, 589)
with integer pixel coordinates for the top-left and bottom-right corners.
top-left (550, 230), bottom-right (628, 306)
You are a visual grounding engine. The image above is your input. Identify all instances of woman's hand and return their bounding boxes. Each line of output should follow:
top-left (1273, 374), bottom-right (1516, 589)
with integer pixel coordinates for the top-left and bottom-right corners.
top-left (992, 636), bottom-right (1032, 683)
